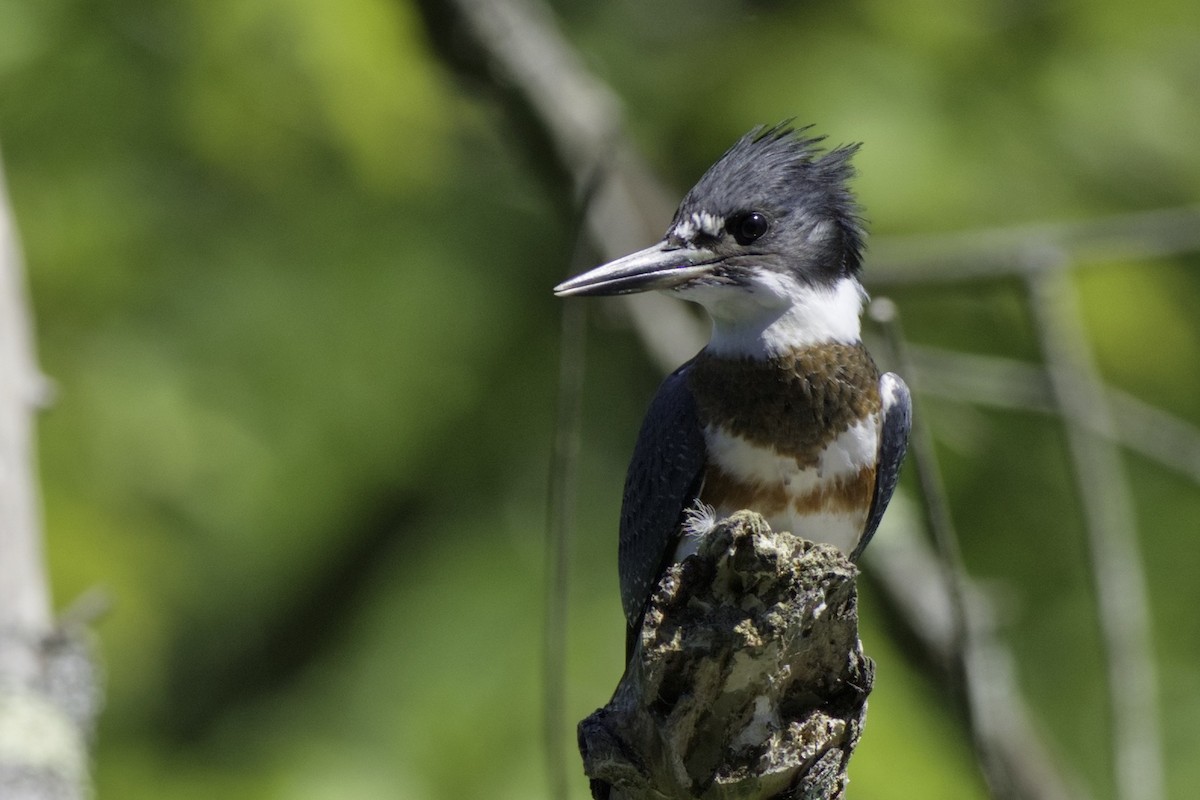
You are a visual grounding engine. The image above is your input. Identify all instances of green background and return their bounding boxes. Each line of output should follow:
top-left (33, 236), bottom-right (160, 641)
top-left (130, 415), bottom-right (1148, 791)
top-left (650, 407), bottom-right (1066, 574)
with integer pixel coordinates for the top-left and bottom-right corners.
top-left (1, 0), bottom-right (1197, 797)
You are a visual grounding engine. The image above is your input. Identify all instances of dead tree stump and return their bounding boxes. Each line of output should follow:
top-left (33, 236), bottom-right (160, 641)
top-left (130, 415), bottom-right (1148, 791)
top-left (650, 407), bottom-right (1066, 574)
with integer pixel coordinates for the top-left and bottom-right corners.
top-left (578, 511), bottom-right (873, 800)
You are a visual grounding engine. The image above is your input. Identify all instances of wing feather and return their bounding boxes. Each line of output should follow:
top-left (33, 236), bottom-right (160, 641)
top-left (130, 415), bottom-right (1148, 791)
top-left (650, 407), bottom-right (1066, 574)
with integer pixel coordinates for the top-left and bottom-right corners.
top-left (618, 361), bottom-right (707, 648)
top-left (852, 372), bottom-right (911, 560)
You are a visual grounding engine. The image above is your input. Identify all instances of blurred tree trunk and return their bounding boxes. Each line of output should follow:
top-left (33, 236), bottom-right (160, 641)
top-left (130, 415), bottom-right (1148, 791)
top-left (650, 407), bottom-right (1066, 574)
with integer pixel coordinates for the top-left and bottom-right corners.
top-left (0, 146), bottom-right (100, 800)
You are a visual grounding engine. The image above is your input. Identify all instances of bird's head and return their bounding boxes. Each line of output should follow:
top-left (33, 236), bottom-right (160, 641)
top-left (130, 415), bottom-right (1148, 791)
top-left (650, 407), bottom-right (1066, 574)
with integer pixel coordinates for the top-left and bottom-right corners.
top-left (553, 123), bottom-right (866, 336)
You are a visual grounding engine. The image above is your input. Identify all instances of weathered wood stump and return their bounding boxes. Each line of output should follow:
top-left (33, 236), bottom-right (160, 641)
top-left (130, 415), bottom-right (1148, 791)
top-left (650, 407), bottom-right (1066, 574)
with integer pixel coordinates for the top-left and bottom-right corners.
top-left (578, 512), bottom-right (873, 800)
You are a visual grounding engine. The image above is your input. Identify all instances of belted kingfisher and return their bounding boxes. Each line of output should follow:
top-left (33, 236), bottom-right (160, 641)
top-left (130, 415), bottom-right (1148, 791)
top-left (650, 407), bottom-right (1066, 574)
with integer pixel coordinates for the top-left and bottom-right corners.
top-left (554, 123), bottom-right (911, 655)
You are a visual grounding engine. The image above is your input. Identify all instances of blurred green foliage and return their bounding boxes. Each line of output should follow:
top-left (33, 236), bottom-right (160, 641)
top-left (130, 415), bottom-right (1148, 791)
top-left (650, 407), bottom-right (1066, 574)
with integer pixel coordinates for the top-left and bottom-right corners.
top-left (1, 0), bottom-right (1197, 797)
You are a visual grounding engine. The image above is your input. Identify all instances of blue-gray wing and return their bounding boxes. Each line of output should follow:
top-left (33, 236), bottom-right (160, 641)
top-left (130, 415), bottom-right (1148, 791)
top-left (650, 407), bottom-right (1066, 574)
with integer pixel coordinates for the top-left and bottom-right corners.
top-left (852, 372), bottom-right (912, 560)
top-left (618, 361), bottom-right (707, 633)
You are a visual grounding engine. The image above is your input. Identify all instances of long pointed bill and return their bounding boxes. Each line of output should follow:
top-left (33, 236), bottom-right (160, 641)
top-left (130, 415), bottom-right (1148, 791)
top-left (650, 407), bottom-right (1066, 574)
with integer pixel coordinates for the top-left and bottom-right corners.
top-left (553, 241), bottom-right (718, 297)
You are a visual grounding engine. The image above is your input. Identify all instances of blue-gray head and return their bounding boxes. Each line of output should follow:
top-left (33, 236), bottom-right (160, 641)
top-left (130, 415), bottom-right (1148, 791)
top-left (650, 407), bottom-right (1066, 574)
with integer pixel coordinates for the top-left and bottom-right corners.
top-left (554, 124), bottom-right (868, 355)
top-left (555, 123), bottom-right (864, 296)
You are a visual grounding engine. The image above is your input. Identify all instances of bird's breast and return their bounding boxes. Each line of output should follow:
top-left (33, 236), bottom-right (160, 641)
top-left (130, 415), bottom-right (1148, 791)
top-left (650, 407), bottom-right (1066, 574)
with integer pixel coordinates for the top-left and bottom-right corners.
top-left (686, 343), bottom-right (882, 554)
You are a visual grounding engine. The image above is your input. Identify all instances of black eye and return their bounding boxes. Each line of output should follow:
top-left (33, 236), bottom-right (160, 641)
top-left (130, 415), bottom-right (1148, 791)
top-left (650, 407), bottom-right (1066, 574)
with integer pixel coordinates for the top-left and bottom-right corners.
top-left (728, 211), bottom-right (769, 245)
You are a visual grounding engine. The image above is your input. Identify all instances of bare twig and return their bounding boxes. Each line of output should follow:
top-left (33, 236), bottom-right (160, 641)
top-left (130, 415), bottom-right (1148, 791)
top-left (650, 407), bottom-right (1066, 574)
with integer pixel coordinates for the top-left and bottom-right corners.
top-left (864, 508), bottom-right (1090, 800)
top-left (428, 0), bottom-right (707, 372)
top-left (869, 299), bottom-right (1086, 800)
top-left (544, 298), bottom-right (586, 800)
top-left (870, 205), bottom-right (1200, 286)
top-left (901, 344), bottom-right (1200, 485)
top-left (1025, 261), bottom-right (1164, 800)
top-left (543, 182), bottom-right (608, 798)
top-left (867, 300), bottom-right (971, 685)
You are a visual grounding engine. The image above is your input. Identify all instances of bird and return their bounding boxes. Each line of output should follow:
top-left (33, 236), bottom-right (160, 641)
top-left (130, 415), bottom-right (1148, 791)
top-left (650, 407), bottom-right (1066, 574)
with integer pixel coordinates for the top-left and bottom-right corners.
top-left (554, 123), bottom-right (911, 658)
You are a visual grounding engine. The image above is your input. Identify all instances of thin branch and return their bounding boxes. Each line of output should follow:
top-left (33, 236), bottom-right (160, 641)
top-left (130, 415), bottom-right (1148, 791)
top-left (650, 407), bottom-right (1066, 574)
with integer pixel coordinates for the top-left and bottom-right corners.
top-left (863, 511), bottom-right (1090, 800)
top-left (869, 299), bottom-right (1085, 800)
top-left (428, 0), bottom-right (708, 372)
top-left (1025, 260), bottom-right (1164, 800)
top-left (870, 205), bottom-right (1200, 286)
top-left (544, 299), bottom-right (586, 800)
top-left (543, 176), bottom-right (609, 798)
top-left (867, 300), bottom-right (970, 697)
top-left (901, 344), bottom-right (1200, 484)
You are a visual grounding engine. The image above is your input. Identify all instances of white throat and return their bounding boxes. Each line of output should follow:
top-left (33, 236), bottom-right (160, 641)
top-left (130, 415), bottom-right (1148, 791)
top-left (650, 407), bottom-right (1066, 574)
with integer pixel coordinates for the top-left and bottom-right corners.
top-left (678, 274), bottom-right (865, 359)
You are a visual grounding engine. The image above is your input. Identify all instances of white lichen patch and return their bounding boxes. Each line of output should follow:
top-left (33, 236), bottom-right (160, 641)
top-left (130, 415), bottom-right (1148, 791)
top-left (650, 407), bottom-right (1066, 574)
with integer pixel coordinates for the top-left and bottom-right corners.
top-left (732, 695), bottom-right (778, 750)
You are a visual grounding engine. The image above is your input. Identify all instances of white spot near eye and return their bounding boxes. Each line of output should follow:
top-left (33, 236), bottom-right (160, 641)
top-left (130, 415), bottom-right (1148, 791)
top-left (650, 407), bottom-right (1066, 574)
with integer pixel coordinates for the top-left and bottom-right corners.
top-left (671, 211), bottom-right (725, 244)
top-left (695, 211), bottom-right (724, 237)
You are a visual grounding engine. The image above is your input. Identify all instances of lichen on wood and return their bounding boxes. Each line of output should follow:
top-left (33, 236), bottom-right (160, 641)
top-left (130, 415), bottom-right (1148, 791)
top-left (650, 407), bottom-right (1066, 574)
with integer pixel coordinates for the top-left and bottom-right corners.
top-left (578, 511), bottom-right (873, 800)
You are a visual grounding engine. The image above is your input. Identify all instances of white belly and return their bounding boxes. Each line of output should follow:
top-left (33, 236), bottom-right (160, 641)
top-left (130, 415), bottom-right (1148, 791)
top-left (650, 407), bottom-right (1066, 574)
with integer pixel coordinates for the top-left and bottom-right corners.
top-left (678, 417), bottom-right (880, 559)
